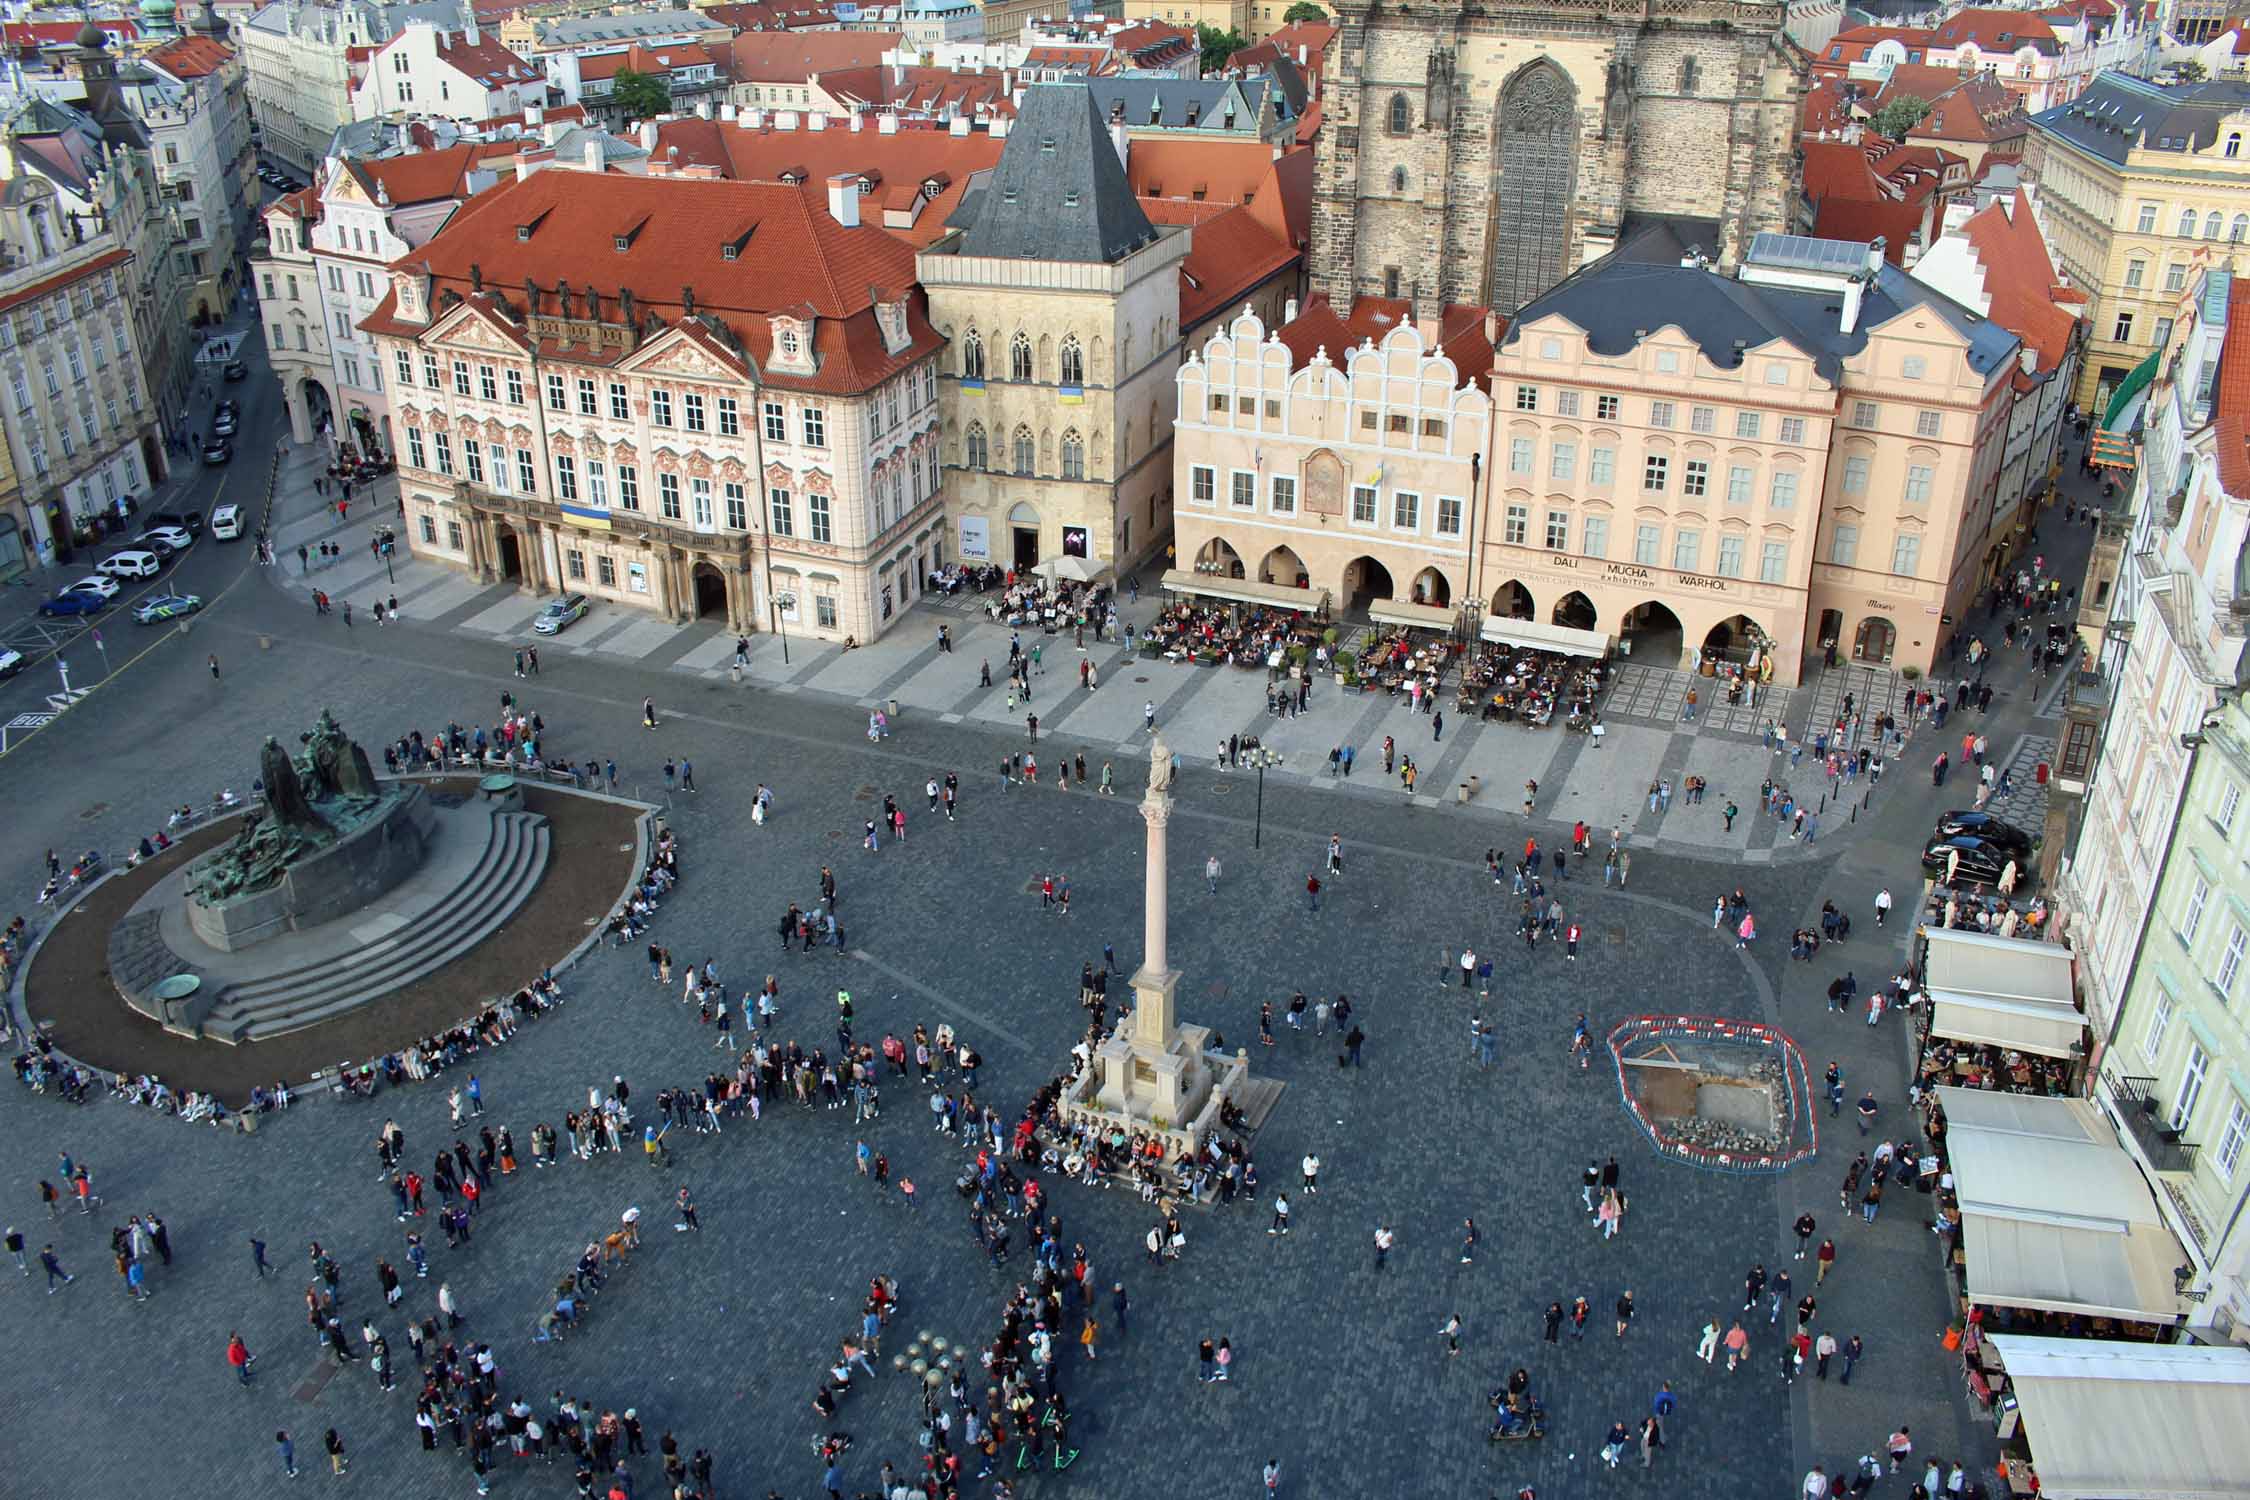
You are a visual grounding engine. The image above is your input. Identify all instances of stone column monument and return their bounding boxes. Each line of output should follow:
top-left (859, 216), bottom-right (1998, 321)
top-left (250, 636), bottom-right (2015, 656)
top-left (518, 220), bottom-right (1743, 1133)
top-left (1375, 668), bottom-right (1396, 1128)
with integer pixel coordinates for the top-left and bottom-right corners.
top-left (1071, 733), bottom-right (1245, 1151)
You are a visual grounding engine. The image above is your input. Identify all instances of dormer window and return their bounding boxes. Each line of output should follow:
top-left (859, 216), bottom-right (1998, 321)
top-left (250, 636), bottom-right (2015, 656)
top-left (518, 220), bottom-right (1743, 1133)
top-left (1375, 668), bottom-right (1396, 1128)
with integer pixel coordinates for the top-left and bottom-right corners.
top-left (780, 329), bottom-right (801, 358)
top-left (614, 234), bottom-right (631, 251)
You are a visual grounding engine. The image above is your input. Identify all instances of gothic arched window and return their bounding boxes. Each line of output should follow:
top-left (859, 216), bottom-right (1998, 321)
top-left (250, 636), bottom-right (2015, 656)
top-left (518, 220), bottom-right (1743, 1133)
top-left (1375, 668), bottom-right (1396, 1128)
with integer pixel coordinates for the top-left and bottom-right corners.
top-left (964, 423), bottom-right (987, 468)
top-left (1010, 332), bottom-right (1033, 382)
top-left (1059, 336), bottom-right (1084, 386)
top-left (1488, 62), bottom-right (1579, 316)
top-left (1011, 425), bottom-right (1034, 474)
top-left (1678, 57), bottom-right (1699, 94)
top-left (1060, 429), bottom-right (1084, 480)
top-left (1387, 93), bottom-right (1411, 135)
top-left (1392, 166), bottom-right (1409, 194)
top-left (961, 331), bottom-right (985, 379)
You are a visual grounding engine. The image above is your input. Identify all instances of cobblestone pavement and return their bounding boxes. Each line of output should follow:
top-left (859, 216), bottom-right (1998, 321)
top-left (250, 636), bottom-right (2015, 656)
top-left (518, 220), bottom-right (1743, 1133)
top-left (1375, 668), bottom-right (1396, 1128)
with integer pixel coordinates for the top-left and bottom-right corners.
top-left (0, 447), bottom-right (2116, 1498)
top-left (0, 556), bottom-right (2014, 1499)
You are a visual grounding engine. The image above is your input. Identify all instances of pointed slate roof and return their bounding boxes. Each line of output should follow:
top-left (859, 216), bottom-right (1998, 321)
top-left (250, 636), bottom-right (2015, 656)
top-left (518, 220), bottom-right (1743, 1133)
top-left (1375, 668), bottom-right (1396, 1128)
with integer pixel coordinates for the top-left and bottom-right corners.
top-left (954, 83), bottom-right (1155, 264)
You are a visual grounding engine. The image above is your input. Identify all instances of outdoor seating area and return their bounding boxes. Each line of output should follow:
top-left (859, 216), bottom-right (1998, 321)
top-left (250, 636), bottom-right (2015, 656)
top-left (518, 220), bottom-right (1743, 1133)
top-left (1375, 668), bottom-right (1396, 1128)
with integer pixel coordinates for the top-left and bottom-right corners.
top-left (1457, 642), bottom-right (1608, 728)
top-left (1922, 883), bottom-right (2048, 937)
top-left (981, 575), bottom-right (1114, 634)
top-left (1918, 1039), bottom-right (2075, 1098)
top-left (1145, 598), bottom-right (1324, 668)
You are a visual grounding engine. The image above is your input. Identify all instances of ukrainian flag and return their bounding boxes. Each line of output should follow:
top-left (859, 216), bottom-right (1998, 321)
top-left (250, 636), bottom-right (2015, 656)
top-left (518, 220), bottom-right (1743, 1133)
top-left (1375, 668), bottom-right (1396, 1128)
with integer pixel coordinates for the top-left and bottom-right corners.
top-left (1058, 385), bottom-right (1085, 405)
top-left (961, 379), bottom-right (986, 394)
top-left (560, 503), bottom-right (612, 532)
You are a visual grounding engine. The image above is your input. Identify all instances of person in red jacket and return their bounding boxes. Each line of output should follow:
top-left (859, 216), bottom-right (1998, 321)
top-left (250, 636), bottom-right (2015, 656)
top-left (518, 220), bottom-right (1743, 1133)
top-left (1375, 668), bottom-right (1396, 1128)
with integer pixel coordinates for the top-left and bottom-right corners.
top-left (228, 1331), bottom-right (254, 1385)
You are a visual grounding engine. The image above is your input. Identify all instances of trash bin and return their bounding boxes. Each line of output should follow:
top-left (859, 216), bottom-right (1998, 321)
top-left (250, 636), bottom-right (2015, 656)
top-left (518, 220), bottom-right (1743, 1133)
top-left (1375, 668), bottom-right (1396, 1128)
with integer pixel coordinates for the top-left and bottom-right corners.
top-left (1458, 783), bottom-right (1470, 804)
top-left (2035, 761), bottom-right (2049, 785)
top-left (887, 697), bottom-right (900, 719)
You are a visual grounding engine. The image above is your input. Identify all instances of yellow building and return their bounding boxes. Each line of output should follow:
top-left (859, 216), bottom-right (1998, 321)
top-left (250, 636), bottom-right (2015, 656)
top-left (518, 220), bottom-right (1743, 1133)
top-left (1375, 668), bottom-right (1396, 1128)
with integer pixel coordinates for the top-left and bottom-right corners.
top-left (2027, 73), bottom-right (2250, 415)
top-left (1121, 0), bottom-right (1248, 37)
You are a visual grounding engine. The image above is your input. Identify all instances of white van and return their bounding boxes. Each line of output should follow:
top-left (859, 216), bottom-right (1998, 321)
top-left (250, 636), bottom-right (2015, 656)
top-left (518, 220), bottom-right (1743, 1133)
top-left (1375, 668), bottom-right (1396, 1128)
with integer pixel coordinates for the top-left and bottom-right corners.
top-left (210, 503), bottom-right (244, 541)
top-left (96, 549), bottom-right (162, 580)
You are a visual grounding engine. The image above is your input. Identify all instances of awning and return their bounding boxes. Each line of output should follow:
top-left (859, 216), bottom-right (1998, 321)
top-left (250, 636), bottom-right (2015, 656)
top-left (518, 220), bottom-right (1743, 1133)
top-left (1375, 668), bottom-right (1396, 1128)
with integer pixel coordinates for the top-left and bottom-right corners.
top-left (1367, 598), bottom-right (1457, 631)
top-left (1034, 554), bottom-right (1113, 585)
top-left (1924, 928), bottom-right (2083, 1060)
top-left (1936, 1087), bottom-right (2185, 1322)
top-left (1985, 1334), bottom-right (2250, 1500)
top-left (1479, 616), bottom-right (1611, 658)
top-left (1159, 569), bottom-right (1326, 613)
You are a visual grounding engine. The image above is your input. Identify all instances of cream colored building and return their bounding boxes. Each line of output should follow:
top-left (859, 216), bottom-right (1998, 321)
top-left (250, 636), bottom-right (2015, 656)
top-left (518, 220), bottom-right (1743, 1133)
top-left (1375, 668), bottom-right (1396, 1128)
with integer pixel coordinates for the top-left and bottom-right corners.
top-left (240, 0), bottom-right (467, 174)
top-left (361, 166), bottom-right (948, 643)
top-left (1470, 228), bottom-right (2022, 683)
top-left (921, 83), bottom-right (1184, 577)
top-left (2028, 72), bottom-right (2250, 414)
top-left (1172, 294), bottom-right (1493, 625)
top-left (1122, 0), bottom-right (1248, 37)
top-left (253, 186), bottom-right (335, 444)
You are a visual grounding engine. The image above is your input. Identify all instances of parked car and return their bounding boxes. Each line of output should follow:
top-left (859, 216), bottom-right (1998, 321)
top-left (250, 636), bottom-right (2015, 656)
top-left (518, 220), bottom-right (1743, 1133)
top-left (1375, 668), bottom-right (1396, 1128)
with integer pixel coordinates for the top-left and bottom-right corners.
top-left (533, 592), bottom-right (591, 635)
top-left (0, 646), bottom-right (23, 678)
top-left (202, 439), bottom-right (233, 466)
top-left (223, 360), bottom-right (246, 381)
top-left (1932, 811), bottom-right (2035, 854)
top-left (1921, 836), bottom-right (2021, 885)
top-left (132, 592), bottom-right (205, 625)
top-left (97, 550), bottom-right (162, 581)
top-left (211, 402), bottom-right (240, 438)
top-left (67, 574), bottom-right (121, 599)
top-left (149, 509), bottom-right (204, 537)
top-left (209, 503), bottom-right (243, 541)
top-left (37, 588), bottom-right (107, 617)
top-left (136, 525), bottom-right (194, 556)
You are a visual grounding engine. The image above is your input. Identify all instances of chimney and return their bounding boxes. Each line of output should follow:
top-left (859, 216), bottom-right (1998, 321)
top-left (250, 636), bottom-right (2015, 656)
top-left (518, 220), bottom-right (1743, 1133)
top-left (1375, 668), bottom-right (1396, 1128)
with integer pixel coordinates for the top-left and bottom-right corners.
top-left (808, 111), bottom-right (827, 130)
top-left (2019, 346), bottom-right (2038, 375)
top-left (544, 119), bottom-right (568, 144)
top-left (1109, 117), bottom-right (1127, 162)
top-left (515, 154), bottom-right (534, 181)
top-left (722, 103), bottom-right (737, 121)
top-left (849, 107), bottom-right (864, 131)
top-left (948, 114), bottom-right (969, 136)
top-left (640, 120), bottom-right (659, 148)
top-left (463, 14), bottom-right (479, 45)
top-left (878, 110), bottom-right (899, 133)
top-left (1864, 236), bottom-right (1886, 274)
top-left (584, 136), bottom-right (604, 171)
top-left (826, 172), bottom-right (860, 227)
top-left (1840, 274), bottom-right (1866, 335)
top-left (526, 102), bottom-right (544, 126)
top-left (1297, 44), bottom-right (1306, 64)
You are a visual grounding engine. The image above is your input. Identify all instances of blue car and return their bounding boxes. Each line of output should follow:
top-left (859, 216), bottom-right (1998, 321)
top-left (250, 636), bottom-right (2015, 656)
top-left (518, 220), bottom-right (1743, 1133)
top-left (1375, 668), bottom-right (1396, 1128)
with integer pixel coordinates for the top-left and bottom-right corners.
top-left (37, 588), bottom-right (108, 617)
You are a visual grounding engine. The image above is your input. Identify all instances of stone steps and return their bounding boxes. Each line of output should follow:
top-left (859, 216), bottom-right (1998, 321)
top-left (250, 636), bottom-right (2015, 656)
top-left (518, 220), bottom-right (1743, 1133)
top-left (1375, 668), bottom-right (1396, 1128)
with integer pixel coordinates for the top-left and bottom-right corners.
top-left (197, 810), bottom-right (551, 1043)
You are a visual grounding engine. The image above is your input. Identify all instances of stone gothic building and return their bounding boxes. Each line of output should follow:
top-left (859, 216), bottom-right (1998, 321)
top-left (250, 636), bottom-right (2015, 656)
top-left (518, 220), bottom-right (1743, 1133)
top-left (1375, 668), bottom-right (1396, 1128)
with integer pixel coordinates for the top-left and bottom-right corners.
top-left (1309, 0), bottom-right (1804, 317)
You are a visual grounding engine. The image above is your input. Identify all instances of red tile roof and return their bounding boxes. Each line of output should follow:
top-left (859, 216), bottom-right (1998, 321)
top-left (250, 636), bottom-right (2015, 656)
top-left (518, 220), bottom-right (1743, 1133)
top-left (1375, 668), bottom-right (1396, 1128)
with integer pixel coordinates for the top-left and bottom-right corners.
top-left (1802, 138), bottom-right (1961, 262)
top-left (1126, 139), bottom-right (1283, 206)
top-left (1930, 8), bottom-right (2059, 52)
top-left (2, 19), bottom-right (137, 49)
top-left (577, 42), bottom-right (717, 82)
top-left (1230, 20), bottom-right (1334, 98)
top-left (1799, 77), bottom-right (1858, 135)
top-left (1815, 24), bottom-right (1935, 72)
top-left (0, 246), bottom-right (131, 317)
top-left (812, 64), bottom-right (1015, 117)
top-left (428, 31), bottom-right (542, 86)
top-left (364, 170), bottom-right (937, 396)
top-left (701, 1), bottom-right (841, 31)
top-left (144, 34), bottom-right (234, 79)
top-left (343, 142), bottom-right (516, 206)
top-left (728, 30), bottom-right (900, 83)
top-left (478, 102), bottom-right (588, 130)
top-left (647, 116), bottom-right (1002, 246)
top-left (2215, 280), bottom-right (2250, 495)
top-left (1108, 19), bottom-right (1195, 66)
top-left (1272, 293), bottom-right (1495, 383)
top-left (1956, 188), bottom-right (2078, 371)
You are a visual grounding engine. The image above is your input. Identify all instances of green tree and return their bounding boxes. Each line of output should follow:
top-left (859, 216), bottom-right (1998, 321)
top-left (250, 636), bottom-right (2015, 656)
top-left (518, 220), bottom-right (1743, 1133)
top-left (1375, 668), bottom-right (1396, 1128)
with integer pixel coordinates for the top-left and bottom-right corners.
top-left (2176, 58), bottom-right (2209, 82)
top-left (1281, 1), bottom-right (1331, 22)
top-left (1869, 93), bottom-right (1931, 140)
top-left (609, 69), bottom-right (672, 123)
top-left (1196, 23), bottom-right (1248, 72)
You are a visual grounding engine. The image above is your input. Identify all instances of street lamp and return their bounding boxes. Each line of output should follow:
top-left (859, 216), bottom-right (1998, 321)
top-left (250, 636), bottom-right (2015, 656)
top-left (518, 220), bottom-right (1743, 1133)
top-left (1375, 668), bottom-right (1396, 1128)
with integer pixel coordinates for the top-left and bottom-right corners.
top-left (1250, 746), bottom-right (1282, 848)
top-left (769, 592), bottom-right (795, 666)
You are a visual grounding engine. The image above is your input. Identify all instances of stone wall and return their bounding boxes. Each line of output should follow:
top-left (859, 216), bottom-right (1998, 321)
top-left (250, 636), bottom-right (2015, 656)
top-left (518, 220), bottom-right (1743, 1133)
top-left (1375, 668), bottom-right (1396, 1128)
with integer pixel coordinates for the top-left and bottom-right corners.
top-left (1311, 0), bottom-right (1803, 316)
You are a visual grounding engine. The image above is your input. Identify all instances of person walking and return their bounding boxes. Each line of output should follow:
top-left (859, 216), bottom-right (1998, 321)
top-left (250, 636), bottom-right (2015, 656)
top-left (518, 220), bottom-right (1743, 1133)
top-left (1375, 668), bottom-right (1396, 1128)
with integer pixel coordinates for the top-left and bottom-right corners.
top-left (38, 1245), bottom-right (71, 1293)
top-left (276, 1431), bottom-right (298, 1479)
top-left (1438, 1313), bottom-right (1462, 1357)
top-left (323, 1429), bottom-right (349, 1478)
top-left (1372, 1224), bottom-right (1394, 1268)
top-left (228, 1332), bottom-right (255, 1384)
top-left (1615, 1289), bottom-right (1635, 1338)
top-left (1206, 855), bottom-right (1221, 894)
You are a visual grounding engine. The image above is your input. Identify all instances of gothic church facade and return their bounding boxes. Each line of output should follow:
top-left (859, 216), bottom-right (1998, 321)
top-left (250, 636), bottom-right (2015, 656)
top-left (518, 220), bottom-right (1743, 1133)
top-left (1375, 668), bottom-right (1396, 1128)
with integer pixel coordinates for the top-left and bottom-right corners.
top-left (1310, 0), bottom-right (1805, 317)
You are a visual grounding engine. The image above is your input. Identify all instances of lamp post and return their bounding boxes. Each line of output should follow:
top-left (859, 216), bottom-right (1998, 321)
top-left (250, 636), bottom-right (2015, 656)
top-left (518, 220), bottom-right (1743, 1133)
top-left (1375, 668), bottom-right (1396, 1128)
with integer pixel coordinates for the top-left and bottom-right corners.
top-left (769, 591), bottom-right (794, 666)
top-left (1251, 746), bottom-right (1282, 848)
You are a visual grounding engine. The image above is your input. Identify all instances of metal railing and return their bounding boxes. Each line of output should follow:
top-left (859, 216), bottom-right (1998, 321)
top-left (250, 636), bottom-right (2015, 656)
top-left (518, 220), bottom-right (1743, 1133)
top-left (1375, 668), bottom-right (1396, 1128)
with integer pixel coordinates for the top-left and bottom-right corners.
top-left (2111, 1074), bottom-right (2201, 1174)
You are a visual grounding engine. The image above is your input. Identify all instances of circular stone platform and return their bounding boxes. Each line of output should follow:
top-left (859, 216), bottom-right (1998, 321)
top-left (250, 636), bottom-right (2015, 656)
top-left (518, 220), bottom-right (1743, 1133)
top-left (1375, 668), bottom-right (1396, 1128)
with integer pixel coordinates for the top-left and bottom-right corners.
top-left (19, 781), bottom-right (643, 1102)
